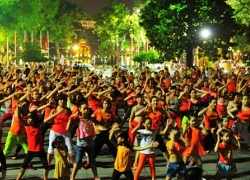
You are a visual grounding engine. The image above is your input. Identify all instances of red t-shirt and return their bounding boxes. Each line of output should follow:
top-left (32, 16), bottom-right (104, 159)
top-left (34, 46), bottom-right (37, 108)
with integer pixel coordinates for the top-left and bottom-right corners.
top-left (147, 109), bottom-right (163, 130)
top-left (26, 125), bottom-right (43, 152)
top-left (52, 111), bottom-right (70, 134)
top-left (218, 143), bottom-right (237, 164)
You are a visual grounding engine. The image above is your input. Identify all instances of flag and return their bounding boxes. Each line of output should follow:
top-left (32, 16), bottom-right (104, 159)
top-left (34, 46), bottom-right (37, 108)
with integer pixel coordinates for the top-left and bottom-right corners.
top-left (44, 31), bottom-right (49, 49)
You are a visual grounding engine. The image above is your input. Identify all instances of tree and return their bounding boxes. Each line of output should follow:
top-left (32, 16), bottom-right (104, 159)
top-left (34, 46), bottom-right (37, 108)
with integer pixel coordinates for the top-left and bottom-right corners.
top-left (226, 0), bottom-right (250, 26)
top-left (16, 42), bottom-right (48, 62)
top-left (42, 0), bottom-right (86, 60)
top-left (94, 1), bottom-right (138, 65)
top-left (140, 0), bottom-right (242, 66)
top-left (132, 50), bottom-right (160, 64)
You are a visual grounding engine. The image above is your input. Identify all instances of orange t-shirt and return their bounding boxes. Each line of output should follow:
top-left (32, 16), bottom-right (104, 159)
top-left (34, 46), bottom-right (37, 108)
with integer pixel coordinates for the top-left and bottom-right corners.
top-left (147, 110), bottom-right (162, 130)
top-left (9, 115), bottom-right (26, 136)
top-left (114, 146), bottom-right (132, 172)
top-left (11, 99), bottom-right (18, 114)
top-left (166, 141), bottom-right (185, 155)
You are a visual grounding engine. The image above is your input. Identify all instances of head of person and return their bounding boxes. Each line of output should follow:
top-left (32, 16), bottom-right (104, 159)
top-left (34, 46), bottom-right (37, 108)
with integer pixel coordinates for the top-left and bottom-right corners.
top-left (52, 136), bottom-right (66, 149)
top-left (231, 92), bottom-right (240, 102)
top-left (186, 167), bottom-right (203, 180)
top-left (169, 86), bottom-right (177, 95)
top-left (168, 127), bottom-right (181, 140)
top-left (189, 115), bottom-right (198, 127)
top-left (209, 97), bottom-right (217, 109)
top-left (135, 85), bottom-right (142, 94)
top-left (136, 93), bottom-right (144, 104)
top-left (189, 89), bottom-right (196, 98)
top-left (27, 111), bottom-right (40, 126)
top-left (219, 129), bottom-right (231, 144)
top-left (154, 88), bottom-right (162, 98)
top-left (221, 116), bottom-right (229, 128)
top-left (32, 90), bottom-right (40, 101)
top-left (79, 102), bottom-right (89, 117)
top-left (142, 117), bottom-right (152, 130)
top-left (241, 95), bottom-right (249, 106)
top-left (56, 94), bottom-right (67, 107)
top-left (19, 100), bottom-right (30, 116)
top-left (101, 98), bottom-right (112, 111)
top-left (150, 96), bottom-right (159, 107)
top-left (117, 131), bottom-right (130, 147)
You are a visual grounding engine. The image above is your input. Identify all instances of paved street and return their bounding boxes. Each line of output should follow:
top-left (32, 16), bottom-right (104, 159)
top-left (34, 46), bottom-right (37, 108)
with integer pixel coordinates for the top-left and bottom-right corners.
top-left (1, 109), bottom-right (250, 180)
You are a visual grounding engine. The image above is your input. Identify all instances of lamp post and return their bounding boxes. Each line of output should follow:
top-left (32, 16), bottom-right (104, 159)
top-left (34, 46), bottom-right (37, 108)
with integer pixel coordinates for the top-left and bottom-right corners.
top-left (200, 28), bottom-right (211, 70)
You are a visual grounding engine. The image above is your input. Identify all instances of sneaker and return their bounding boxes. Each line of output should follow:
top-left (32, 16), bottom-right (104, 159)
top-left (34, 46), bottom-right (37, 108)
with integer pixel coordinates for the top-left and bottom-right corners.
top-left (83, 162), bottom-right (90, 169)
top-left (133, 162), bottom-right (138, 170)
top-left (11, 155), bottom-right (17, 160)
top-left (189, 159), bottom-right (195, 166)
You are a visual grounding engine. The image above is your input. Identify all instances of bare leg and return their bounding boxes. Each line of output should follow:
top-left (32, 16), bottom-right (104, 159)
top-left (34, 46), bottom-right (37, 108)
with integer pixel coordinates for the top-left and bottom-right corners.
top-left (43, 168), bottom-right (49, 180)
top-left (47, 153), bottom-right (53, 165)
top-left (16, 168), bottom-right (26, 180)
top-left (2, 169), bottom-right (6, 180)
top-left (71, 163), bottom-right (80, 180)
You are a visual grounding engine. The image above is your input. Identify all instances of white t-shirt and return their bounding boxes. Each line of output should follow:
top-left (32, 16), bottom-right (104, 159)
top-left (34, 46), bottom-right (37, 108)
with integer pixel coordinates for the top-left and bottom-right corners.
top-left (137, 129), bottom-right (155, 154)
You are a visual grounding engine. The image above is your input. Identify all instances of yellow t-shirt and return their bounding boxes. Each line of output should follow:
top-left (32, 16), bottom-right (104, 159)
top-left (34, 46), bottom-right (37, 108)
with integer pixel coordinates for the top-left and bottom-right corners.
top-left (114, 146), bottom-right (132, 172)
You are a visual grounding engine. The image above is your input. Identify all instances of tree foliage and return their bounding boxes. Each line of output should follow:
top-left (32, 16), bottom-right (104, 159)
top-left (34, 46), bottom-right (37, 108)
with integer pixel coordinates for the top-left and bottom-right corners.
top-left (140, 0), bottom-right (242, 65)
top-left (226, 0), bottom-right (250, 26)
top-left (16, 42), bottom-right (48, 62)
top-left (133, 50), bottom-right (160, 64)
top-left (94, 1), bottom-right (141, 64)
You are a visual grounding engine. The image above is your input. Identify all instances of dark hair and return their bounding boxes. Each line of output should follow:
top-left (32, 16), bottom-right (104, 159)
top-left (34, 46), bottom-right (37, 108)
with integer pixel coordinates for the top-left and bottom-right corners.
top-left (27, 111), bottom-right (42, 125)
top-left (219, 129), bottom-right (230, 138)
top-left (187, 167), bottom-right (203, 180)
top-left (52, 136), bottom-right (65, 149)
top-left (136, 93), bottom-right (144, 98)
top-left (117, 131), bottom-right (130, 148)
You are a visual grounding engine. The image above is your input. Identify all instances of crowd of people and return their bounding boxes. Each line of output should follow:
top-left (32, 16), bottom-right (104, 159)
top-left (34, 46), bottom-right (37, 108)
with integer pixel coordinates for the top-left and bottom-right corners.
top-left (0, 62), bottom-right (250, 180)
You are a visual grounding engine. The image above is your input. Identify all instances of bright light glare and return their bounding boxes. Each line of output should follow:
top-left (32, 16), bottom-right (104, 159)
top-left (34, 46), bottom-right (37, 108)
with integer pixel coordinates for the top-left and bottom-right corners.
top-left (136, 9), bottom-right (140, 14)
top-left (201, 29), bottom-right (211, 39)
top-left (73, 45), bottom-right (79, 51)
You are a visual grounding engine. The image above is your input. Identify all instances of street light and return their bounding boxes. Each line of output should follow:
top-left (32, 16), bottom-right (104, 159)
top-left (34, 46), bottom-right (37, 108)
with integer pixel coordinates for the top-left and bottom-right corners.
top-left (73, 45), bottom-right (79, 51)
top-left (201, 28), bottom-right (211, 39)
top-left (200, 28), bottom-right (211, 69)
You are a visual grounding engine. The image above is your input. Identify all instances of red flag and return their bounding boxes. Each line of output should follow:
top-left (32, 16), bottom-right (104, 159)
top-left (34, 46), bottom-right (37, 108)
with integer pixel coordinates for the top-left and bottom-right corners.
top-left (44, 31), bottom-right (49, 49)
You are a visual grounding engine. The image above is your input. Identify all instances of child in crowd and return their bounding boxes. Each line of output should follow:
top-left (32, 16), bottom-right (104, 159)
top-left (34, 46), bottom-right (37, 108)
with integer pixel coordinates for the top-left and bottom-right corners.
top-left (53, 136), bottom-right (71, 180)
top-left (69, 103), bottom-right (99, 180)
top-left (166, 127), bottom-right (190, 180)
top-left (16, 103), bottom-right (49, 180)
top-left (109, 126), bottom-right (159, 180)
top-left (214, 128), bottom-right (241, 180)
top-left (132, 117), bottom-right (169, 180)
top-left (182, 115), bottom-right (207, 169)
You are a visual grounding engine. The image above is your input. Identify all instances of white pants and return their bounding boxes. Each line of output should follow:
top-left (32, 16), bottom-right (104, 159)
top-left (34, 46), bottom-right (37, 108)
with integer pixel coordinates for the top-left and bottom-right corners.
top-left (47, 129), bottom-right (74, 155)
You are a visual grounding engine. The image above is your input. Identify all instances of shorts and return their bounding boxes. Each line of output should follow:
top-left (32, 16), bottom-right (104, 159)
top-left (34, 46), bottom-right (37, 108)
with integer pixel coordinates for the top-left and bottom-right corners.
top-left (75, 146), bottom-right (95, 164)
top-left (216, 161), bottom-right (237, 177)
top-left (166, 161), bottom-right (186, 178)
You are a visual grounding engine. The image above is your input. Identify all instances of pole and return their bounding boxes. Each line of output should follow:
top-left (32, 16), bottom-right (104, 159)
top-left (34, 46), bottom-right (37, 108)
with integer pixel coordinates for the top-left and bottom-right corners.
top-left (31, 30), bottom-right (34, 44)
top-left (47, 31), bottom-right (49, 58)
top-left (14, 31), bottom-right (17, 60)
top-left (40, 31), bottom-right (42, 48)
top-left (7, 36), bottom-right (9, 67)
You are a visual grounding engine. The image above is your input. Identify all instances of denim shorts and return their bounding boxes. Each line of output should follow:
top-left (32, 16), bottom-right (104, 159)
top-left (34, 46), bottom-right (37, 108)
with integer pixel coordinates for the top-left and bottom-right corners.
top-left (216, 161), bottom-right (237, 177)
top-left (75, 146), bottom-right (95, 164)
top-left (166, 161), bottom-right (186, 178)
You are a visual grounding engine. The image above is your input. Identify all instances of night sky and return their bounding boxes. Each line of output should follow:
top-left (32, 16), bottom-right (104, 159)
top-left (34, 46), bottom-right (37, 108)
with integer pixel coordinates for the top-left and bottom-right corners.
top-left (69, 0), bottom-right (134, 16)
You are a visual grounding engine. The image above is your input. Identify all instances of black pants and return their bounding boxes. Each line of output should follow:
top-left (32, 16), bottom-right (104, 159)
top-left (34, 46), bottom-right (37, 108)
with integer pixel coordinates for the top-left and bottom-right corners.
top-left (94, 130), bottom-right (117, 159)
top-left (155, 134), bottom-right (167, 153)
top-left (111, 169), bottom-right (134, 180)
top-left (0, 150), bottom-right (7, 169)
top-left (120, 104), bottom-right (133, 128)
top-left (41, 123), bottom-right (52, 143)
top-left (21, 149), bottom-right (49, 169)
